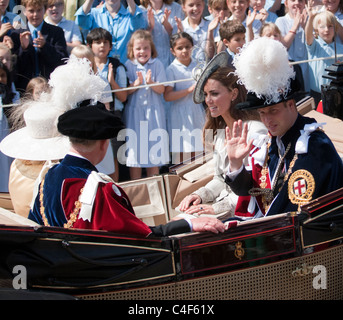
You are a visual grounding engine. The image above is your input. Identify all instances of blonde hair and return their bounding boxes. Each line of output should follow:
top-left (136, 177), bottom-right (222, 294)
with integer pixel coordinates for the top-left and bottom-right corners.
top-left (313, 11), bottom-right (338, 38)
top-left (0, 43), bottom-right (13, 71)
top-left (260, 22), bottom-right (281, 37)
top-left (127, 30), bottom-right (158, 60)
top-left (71, 45), bottom-right (97, 73)
top-left (25, 76), bottom-right (49, 98)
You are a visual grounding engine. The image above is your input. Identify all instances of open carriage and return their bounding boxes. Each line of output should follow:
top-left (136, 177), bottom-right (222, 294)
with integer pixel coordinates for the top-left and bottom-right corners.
top-left (0, 97), bottom-right (343, 300)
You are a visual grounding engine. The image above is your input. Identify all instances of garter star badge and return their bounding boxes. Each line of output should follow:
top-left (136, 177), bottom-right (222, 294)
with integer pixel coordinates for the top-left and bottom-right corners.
top-left (288, 170), bottom-right (315, 210)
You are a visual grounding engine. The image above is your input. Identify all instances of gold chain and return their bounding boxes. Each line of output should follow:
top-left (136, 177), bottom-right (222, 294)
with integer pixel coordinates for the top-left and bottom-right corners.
top-left (253, 143), bottom-right (298, 213)
top-left (39, 177), bottom-right (84, 228)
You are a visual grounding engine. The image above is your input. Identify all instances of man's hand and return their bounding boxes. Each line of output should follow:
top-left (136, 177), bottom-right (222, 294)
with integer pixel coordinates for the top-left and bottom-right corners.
top-left (191, 217), bottom-right (226, 234)
top-left (226, 120), bottom-right (253, 172)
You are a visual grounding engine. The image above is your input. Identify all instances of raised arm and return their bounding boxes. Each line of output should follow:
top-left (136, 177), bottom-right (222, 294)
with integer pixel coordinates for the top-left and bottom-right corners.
top-left (226, 120), bottom-right (253, 172)
top-left (82, 0), bottom-right (94, 15)
top-left (305, 0), bottom-right (317, 46)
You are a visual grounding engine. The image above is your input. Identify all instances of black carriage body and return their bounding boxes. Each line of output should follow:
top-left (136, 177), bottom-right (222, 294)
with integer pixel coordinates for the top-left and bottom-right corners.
top-left (1, 188), bottom-right (343, 297)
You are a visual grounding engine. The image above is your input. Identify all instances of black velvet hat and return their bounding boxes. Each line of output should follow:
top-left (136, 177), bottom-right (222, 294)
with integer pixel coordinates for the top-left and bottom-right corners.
top-left (57, 101), bottom-right (124, 140)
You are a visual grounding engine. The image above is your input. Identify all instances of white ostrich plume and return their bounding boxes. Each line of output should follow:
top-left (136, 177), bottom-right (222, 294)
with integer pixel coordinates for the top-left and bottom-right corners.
top-left (48, 56), bottom-right (108, 111)
top-left (233, 37), bottom-right (295, 103)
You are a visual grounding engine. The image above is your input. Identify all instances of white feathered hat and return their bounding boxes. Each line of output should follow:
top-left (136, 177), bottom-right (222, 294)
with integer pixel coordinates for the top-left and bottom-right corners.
top-left (233, 37), bottom-right (303, 110)
top-left (0, 57), bottom-right (108, 160)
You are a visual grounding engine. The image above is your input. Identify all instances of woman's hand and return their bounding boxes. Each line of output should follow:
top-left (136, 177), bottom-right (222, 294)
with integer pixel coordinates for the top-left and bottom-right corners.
top-left (178, 194), bottom-right (202, 211)
top-left (185, 203), bottom-right (215, 216)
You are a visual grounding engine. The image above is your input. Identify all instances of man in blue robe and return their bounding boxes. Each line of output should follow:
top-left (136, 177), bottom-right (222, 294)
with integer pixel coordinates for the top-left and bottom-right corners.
top-left (29, 101), bottom-right (226, 236)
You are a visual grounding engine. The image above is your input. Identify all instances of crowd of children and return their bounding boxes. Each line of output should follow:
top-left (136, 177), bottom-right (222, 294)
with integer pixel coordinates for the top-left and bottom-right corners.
top-left (0, 0), bottom-right (342, 189)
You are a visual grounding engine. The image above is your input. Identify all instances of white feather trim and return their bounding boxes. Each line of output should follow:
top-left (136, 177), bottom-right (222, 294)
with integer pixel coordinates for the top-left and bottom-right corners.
top-left (233, 38), bottom-right (295, 104)
top-left (48, 56), bottom-right (108, 112)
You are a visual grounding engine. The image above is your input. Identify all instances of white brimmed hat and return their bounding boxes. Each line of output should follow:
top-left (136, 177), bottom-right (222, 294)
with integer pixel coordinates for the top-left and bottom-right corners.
top-left (0, 103), bottom-right (70, 161)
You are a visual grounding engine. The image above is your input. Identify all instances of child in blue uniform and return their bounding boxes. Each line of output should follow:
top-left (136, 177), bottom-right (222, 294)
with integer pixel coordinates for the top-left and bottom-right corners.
top-left (305, 5), bottom-right (343, 106)
top-left (164, 32), bottom-right (206, 164)
top-left (124, 30), bottom-right (169, 179)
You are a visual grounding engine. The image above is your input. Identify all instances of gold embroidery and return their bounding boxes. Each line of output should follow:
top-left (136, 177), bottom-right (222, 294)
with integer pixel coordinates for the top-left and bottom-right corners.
top-left (288, 169), bottom-right (315, 211)
top-left (39, 177), bottom-right (84, 228)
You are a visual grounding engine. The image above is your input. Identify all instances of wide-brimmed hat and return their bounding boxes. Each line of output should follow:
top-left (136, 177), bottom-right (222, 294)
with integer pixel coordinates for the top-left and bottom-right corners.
top-left (193, 51), bottom-right (230, 104)
top-left (233, 37), bottom-right (306, 110)
top-left (57, 101), bottom-right (124, 140)
top-left (0, 103), bottom-right (70, 161)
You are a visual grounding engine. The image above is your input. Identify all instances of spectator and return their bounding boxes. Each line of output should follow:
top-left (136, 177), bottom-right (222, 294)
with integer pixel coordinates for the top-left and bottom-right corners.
top-left (219, 20), bottom-right (246, 67)
top-left (10, 0), bottom-right (68, 94)
top-left (164, 32), bottom-right (206, 164)
top-left (205, 0), bottom-right (231, 58)
top-left (0, 61), bottom-right (17, 192)
top-left (45, 0), bottom-right (82, 54)
top-left (75, 0), bottom-right (147, 63)
top-left (226, 0), bottom-right (262, 41)
top-left (249, 0), bottom-right (278, 23)
top-left (141, 0), bottom-right (185, 66)
top-left (175, 0), bottom-right (210, 61)
top-left (275, 0), bottom-right (309, 91)
top-left (86, 27), bottom-right (128, 181)
top-left (124, 30), bottom-right (169, 179)
top-left (305, 5), bottom-right (343, 105)
top-left (0, 0), bottom-right (17, 41)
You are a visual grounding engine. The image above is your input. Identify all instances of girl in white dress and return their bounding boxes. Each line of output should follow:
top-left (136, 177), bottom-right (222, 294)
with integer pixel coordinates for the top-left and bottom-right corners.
top-left (124, 30), bottom-right (169, 179)
top-left (164, 32), bottom-right (206, 164)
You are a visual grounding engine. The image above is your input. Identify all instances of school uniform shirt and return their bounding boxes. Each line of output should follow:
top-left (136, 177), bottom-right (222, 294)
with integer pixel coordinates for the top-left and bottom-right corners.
top-left (166, 58), bottom-right (205, 153)
top-left (75, 3), bottom-right (148, 63)
top-left (275, 14), bottom-right (310, 92)
top-left (97, 59), bottom-right (127, 112)
top-left (225, 114), bottom-right (343, 218)
top-left (0, 12), bottom-right (17, 38)
top-left (141, 2), bottom-right (184, 66)
top-left (124, 58), bottom-right (169, 168)
top-left (45, 16), bottom-right (82, 45)
top-left (182, 17), bottom-right (210, 61)
top-left (306, 36), bottom-right (343, 93)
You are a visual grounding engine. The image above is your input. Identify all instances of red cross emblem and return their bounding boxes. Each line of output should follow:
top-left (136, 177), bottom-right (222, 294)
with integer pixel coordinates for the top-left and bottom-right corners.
top-left (293, 179), bottom-right (306, 195)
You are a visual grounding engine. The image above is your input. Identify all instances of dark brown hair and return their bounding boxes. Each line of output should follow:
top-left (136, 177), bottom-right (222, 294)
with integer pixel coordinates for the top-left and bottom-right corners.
top-left (202, 67), bottom-right (259, 141)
